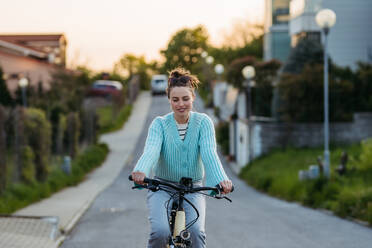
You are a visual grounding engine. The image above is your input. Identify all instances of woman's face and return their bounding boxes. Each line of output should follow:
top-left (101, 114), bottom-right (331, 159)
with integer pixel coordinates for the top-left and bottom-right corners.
top-left (169, 86), bottom-right (194, 120)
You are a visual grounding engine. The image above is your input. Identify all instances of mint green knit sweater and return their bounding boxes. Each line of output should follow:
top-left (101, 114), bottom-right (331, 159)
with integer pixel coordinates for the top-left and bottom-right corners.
top-left (133, 111), bottom-right (229, 187)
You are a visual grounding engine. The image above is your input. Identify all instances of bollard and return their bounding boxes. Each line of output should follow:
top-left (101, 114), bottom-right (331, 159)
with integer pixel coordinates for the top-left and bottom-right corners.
top-left (299, 170), bottom-right (310, 181)
top-left (62, 156), bottom-right (71, 175)
top-left (308, 165), bottom-right (320, 179)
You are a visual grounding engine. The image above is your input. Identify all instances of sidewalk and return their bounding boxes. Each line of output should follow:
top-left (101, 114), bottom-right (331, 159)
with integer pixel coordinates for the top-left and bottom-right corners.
top-left (0, 92), bottom-right (151, 248)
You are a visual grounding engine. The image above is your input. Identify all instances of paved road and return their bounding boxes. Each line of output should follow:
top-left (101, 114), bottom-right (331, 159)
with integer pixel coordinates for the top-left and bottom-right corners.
top-left (61, 95), bottom-right (372, 248)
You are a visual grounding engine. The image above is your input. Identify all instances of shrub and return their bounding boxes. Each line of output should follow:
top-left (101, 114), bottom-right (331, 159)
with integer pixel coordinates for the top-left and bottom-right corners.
top-left (216, 121), bottom-right (229, 155)
top-left (277, 65), bottom-right (354, 122)
top-left (359, 139), bottom-right (372, 170)
top-left (0, 105), bottom-right (6, 192)
top-left (20, 146), bottom-right (35, 184)
top-left (67, 112), bottom-right (80, 158)
top-left (0, 143), bottom-right (108, 214)
top-left (24, 108), bottom-right (52, 182)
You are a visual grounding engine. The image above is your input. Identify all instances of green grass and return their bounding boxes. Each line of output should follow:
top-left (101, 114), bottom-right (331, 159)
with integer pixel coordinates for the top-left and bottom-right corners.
top-left (239, 143), bottom-right (372, 225)
top-left (0, 143), bottom-right (109, 214)
top-left (97, 104), bottom-right (132, 134)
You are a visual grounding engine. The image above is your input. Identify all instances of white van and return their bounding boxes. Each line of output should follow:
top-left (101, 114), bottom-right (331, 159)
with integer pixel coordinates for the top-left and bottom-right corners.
top-left (151, 74), bottom-right (168, 95)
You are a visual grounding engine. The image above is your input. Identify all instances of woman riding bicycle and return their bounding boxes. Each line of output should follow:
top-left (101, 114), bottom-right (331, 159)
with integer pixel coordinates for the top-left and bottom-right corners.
top-left (131, 67), bottom-right (233, 248)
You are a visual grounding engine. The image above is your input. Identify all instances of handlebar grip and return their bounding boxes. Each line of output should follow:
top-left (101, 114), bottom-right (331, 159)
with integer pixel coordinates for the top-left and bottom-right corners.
top-left (128, 174), bottom-right (149, 184)
top-left (217, 184), bottom-right (235, 193)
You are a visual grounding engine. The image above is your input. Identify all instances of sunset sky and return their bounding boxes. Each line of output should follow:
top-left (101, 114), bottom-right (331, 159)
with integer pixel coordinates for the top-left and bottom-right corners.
top-left (0, 0), bottom-right (264, 71)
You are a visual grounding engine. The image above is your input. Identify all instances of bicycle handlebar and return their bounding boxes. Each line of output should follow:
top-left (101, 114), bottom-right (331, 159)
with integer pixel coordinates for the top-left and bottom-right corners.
top-left (128, 175), bottom-right (234, 194)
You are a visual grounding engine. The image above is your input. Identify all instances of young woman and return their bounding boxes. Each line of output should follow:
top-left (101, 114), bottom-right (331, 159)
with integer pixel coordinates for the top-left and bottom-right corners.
top-left (131, 67), bottom-right (233, 248)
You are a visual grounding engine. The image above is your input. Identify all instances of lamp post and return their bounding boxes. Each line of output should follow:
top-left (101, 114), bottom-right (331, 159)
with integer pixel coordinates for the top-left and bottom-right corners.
top-left (18, 77), bottom-right (29, 107)
top-left (242, 65), bottom-right (255, 163)
top-left (242, 66), bottom-right (255, 119)
top-left (316, 9), bottom-right (336, 178)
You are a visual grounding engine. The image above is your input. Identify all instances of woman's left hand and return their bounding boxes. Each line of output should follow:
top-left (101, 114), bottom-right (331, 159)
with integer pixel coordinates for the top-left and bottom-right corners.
top-left (219, 180), bottom-right (233, 194)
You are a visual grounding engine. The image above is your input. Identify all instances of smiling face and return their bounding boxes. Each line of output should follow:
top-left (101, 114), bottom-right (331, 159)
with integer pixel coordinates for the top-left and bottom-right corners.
top-left (169, 86), bottom-right (195, 122)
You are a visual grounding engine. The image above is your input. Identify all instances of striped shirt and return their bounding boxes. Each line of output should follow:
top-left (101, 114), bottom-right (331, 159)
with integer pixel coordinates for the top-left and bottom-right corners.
top-left (133, 111), bottom-right (228, 187)
top-left (176, 122), bottom-right (188, 141)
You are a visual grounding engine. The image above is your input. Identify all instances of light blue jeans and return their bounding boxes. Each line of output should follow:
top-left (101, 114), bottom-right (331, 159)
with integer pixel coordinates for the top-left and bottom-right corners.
top-left (146, 180), bottom-right (206, 248)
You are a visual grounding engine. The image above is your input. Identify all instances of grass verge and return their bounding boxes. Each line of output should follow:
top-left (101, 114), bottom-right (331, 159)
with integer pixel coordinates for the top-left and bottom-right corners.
top-left (0, 143), bottom-right (109, 214)
top-left (239, 143), bottom-right (372, 225)
top-left (97, 104), bottom-right (132, 134)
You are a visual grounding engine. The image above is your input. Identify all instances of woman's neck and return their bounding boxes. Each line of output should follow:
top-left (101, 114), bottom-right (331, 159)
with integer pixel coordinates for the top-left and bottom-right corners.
top-left (174, 113), bottom-right (190, 124)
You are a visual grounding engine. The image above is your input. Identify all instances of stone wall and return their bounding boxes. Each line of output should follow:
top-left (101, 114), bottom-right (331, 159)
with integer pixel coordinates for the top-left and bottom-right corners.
top-left (253, 112), bottom-right (372, 156)
top-left (230, 112), bottom-right (372, 168)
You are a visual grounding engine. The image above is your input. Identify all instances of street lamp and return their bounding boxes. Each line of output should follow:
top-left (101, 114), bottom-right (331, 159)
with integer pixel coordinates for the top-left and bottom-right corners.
top-left (316, 8), bottom-right (336, 178)
top-left (242, 66), bottom-right (255, 119)
top-left (206, 56), bottom-right (214, 65)
top-left (18, 77), bottom-right (29, 107)
top-left (242, 65), bottom-right (255, 163)
top-left (214, 64), bottom-right (224, 81)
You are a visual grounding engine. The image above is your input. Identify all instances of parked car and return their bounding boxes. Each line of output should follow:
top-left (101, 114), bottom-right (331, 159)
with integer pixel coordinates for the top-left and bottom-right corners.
top-left (87, 80), bottom-right (123, 98)
top-left (151, 74), bottom-right (168, 95)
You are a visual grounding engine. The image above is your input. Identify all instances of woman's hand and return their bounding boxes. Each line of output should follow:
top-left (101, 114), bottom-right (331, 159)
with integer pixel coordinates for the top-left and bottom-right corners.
top-left (219, 180), bottom-right (233, 194)
top-left (131, 171), bottom-right (146, 185)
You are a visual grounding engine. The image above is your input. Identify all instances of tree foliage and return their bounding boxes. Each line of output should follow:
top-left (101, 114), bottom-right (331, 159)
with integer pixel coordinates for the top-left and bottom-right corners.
top-left (226, 56), bottom-right (281, 117)
top-left (161, 25), bottom-right (209, 73)
top-left (114, 54), bottom-right (158, 90)
top-left (282, 39), bottom-right (323, 74)
top-left (277, 64), bottom-right (354, 122)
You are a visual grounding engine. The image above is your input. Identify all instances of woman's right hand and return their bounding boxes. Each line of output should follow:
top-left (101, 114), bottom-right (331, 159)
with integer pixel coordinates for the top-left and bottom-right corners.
top-left (131, 171), bottom-right (146, 185)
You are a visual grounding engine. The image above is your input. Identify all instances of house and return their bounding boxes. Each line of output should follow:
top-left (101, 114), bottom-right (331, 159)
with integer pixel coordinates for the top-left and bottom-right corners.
top-left (0, 34), bottom-right (67, 94)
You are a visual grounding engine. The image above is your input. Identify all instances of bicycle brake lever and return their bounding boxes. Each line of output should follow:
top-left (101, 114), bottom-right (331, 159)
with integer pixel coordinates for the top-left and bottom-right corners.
top-left (214, 195), bottom-right (232, 202)
top-left (132, 186), bottom-right (144, 190)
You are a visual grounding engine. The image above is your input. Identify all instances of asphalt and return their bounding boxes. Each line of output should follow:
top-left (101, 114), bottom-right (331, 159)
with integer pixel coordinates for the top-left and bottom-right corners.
top-left (0, 92), bottom-right (151, 248)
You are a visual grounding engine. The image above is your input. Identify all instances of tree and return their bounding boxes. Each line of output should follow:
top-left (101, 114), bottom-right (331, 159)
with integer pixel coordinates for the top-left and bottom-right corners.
top-left (114, 54), bottom-right (158, 90)
top-left (220, 18), bottom-right (264, 49)
top-left (282, 39), bottom-right (323, 74)
top-left (0, 67), bottom-right (13, 106)
top-left (161, 25), bottom-right (209, 73)
top-left (353, 62), bottom-right (372, 112)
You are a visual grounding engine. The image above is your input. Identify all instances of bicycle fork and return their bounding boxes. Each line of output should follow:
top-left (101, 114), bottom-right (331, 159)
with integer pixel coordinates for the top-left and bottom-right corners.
top-left (168, 198), bottom-right (191, 247)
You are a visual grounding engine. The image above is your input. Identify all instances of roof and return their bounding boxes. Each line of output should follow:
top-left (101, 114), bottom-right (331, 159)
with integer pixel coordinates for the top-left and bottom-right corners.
top-left (0, 34), bottom-right (65, 43)
top-left (0, 39), bottom-right (47, 59)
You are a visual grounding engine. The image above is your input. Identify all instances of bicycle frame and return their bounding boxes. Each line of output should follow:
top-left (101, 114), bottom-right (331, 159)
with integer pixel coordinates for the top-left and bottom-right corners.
top-left (129, 176), bottom-right (233, 248)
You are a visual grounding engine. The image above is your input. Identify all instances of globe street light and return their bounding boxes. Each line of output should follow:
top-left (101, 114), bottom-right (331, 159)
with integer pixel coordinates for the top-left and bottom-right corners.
top-left (201, 51), bottom-right (208, 58)
top-left (316, 9), bottom-right (336, 178)
top-left (214, 64), bottom-right (224, 81)
top-left (206, 56), bottom-right (214, 65)
top-left (18, 77), bottom-right (29, 107)
top-left (242, 65), bottom-right (255, 163)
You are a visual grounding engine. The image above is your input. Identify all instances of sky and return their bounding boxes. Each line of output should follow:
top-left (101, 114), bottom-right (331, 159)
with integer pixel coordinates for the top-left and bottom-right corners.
top-left (0, 0), bottom-right (264, 71)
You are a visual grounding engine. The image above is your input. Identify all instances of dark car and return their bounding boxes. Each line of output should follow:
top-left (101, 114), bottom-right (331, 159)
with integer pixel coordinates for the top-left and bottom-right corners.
top-left (87, 80), bottom-right (123, 98)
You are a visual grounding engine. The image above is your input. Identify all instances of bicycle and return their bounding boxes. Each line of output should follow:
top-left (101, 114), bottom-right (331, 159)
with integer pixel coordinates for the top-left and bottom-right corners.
top-left (129, 175), bottom-right (233, 248)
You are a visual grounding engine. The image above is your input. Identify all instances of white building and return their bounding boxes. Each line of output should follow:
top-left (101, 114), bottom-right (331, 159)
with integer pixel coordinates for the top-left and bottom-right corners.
top-left (264, 0), bottom-right (292, 62)
top-left (289, 0), bottom-right (372, 69)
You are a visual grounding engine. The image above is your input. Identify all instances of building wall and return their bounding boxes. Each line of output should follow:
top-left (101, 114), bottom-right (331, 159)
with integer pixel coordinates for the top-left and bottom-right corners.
top-left (264, 0), bottom-right (292, 62)
top-left (289, 0), bottom-right (372, 69)
top-left (324, 0), bottom-right (372, 69)
top-left (0, 50), bottom-right (54, 93)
